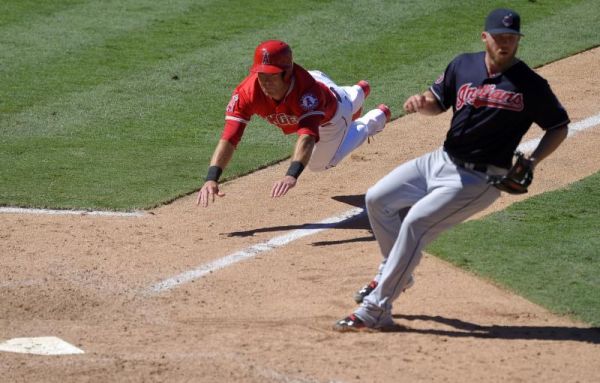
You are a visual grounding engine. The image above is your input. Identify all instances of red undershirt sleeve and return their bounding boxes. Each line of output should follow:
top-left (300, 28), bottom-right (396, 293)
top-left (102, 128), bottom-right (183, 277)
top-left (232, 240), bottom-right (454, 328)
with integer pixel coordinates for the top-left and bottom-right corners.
top-left (221, 118), bottom-right (247, 147)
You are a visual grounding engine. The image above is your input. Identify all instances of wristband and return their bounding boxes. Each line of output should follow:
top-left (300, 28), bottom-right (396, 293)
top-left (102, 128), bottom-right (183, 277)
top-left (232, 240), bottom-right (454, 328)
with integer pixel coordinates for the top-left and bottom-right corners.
top-left (285, 161), bottom-right (305, 179)
top-left (205, 166), bottom-right (223, 182)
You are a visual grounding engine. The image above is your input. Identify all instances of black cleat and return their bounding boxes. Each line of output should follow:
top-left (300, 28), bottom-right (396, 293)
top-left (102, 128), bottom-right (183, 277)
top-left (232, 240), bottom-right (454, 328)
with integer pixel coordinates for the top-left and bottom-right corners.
top-left (354, 275), bottom-right (414, 304)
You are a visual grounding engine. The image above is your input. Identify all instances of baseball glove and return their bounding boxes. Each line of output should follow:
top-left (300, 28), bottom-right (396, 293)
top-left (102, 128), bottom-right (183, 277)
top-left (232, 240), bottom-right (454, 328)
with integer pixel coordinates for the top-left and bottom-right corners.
top-left (487, 151), bottom-right (533, 194)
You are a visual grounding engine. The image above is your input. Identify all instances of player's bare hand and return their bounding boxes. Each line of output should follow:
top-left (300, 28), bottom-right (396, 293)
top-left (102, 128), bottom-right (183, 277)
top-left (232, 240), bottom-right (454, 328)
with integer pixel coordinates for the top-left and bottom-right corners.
top-left (403, 94), bottom-right (427, 114)
top-left (197, 180), bottom-right (225, 207)
top-left (271, 176), bottom-right (297, 198)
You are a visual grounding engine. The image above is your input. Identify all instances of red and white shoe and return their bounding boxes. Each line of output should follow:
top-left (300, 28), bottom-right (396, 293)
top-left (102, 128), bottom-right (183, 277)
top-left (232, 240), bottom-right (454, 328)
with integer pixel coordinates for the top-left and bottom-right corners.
top-left (333, 313), bottom-right (396, 332)
top-left (352, 80), bottom-right (371, 120)
top-left (333, 314), bottom-right (370, 332)
top-left (357, 80), bottom-right (370, 98)
top-left (377, 104), bottom-right (392, 123)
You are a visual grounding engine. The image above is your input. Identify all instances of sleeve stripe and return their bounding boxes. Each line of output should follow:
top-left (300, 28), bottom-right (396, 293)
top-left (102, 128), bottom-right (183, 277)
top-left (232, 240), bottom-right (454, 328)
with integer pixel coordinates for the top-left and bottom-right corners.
top-left (225, 116), bottom-right (250, 124)
top-left (429, 86), bottom-right (448, 111)
top-left (299, 111), bottom-right (325, 120)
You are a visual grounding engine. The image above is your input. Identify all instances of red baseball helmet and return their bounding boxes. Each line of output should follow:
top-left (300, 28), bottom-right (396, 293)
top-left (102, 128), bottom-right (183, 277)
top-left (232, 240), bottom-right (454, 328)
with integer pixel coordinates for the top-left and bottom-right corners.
top-left (250, 40), bottom-right (293, 74)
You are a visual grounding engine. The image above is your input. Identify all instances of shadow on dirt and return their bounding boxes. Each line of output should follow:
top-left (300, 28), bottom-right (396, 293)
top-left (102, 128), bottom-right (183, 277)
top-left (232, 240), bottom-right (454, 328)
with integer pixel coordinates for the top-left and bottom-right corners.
top-left (388, 314), bottom-right (600, 344)
top-left (224, 194), bottom-right (372, 238)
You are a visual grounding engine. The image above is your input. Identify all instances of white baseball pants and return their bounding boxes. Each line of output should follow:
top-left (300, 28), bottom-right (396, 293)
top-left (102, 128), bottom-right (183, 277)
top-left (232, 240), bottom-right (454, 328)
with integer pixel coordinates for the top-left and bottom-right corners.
top-left (307, 70), bottom-right (388, 172)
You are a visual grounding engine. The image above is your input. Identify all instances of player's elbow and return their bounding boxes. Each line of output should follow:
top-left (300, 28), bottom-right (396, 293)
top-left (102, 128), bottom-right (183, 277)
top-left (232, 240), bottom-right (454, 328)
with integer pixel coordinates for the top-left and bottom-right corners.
top-left (548, 124), bottom-right (569, 145)
top-left (556, 124), bottom-right (569, 138)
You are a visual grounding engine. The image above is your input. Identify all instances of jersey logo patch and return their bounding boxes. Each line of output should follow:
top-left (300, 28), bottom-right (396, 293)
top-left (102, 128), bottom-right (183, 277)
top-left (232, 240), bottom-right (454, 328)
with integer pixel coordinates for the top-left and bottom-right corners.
top-left (226, 94), bottom-right (239, 113)
top-left (456, 83), bottom-right (523, 112)
top-left (300, 93), bottom-right (319, 111)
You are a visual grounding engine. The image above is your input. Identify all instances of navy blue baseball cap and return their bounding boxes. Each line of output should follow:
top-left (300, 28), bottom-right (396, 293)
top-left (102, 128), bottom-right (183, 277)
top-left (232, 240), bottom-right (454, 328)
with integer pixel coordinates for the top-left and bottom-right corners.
top-left (485, 8), bottom-right (523, 35)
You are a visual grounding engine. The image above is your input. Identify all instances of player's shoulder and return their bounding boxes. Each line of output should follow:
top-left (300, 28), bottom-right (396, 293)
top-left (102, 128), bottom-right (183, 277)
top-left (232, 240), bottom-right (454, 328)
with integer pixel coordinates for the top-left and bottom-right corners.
top-left (290, 64), bottom-right (328, 113)
top-left (292, 63), bottom-right (318, 88)
top-left (227, 72), bottom-right (267, 116)
top-left (290, 63), bottom-right (323, 100)
top-left (233, 72), bottom-right (259, 96)
top-left (513, 60), bottom-right (543, 77)
top-left (508, 60), bottom-right (549, 87)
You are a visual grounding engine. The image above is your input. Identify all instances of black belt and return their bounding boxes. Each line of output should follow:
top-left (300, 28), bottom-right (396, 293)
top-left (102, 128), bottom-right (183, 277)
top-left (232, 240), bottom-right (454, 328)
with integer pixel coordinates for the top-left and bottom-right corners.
top-left (321, 86), bottom-right (348, 127)
top-left (448, 154), bottom-right (488, 173)
top-left (329, 86), bottom-right (342, 102)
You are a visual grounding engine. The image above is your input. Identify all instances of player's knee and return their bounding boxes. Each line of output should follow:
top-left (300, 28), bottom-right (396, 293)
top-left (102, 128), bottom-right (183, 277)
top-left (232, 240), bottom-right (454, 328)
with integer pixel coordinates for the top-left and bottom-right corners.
top-left (365, 187), bottom-right (383, 210)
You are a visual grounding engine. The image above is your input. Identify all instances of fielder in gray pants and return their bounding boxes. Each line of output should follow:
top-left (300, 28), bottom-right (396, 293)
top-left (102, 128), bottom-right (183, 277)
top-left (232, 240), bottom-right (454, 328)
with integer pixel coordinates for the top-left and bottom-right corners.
top-left (333, 7), bottom-right (570, 331)
top-left (350, 148), bottom-right (501, 329)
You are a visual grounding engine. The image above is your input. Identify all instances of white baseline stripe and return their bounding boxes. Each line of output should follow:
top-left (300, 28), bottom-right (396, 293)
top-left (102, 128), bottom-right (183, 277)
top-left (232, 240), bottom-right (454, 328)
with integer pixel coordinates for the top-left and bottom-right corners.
top-left (149, 112), bottom-right (600, 294)
top-left (518, 112), bottom-right (600, 152)
top-left (149, 207), bottom-right (364, 293)
top-left (0, 207), bottom-right (144, 217)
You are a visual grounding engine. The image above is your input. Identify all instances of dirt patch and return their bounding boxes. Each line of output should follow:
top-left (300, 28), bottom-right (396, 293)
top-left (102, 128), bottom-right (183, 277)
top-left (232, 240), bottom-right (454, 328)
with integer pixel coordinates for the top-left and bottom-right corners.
top-left (1, 47), bottom-right (599, 382)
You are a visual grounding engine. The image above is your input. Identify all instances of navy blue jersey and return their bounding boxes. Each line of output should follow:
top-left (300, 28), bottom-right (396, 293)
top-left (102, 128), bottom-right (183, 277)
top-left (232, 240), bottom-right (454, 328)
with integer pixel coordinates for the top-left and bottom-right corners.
top-left (430, 52), bottom-right (570, 169)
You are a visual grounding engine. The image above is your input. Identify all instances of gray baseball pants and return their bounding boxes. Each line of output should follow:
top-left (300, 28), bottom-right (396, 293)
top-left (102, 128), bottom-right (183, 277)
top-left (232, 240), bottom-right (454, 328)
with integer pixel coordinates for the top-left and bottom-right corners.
top-left (355, 148), bottom-right (501, 327)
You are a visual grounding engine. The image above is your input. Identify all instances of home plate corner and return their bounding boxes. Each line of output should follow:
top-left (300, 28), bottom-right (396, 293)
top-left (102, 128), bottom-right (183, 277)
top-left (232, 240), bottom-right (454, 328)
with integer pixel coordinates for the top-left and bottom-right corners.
top-left (0, 337), bottom-right (84, 356)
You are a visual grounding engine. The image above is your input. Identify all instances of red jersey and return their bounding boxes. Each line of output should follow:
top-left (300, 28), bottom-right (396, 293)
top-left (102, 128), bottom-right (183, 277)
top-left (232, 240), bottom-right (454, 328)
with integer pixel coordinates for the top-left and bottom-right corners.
top-left (222, 64), bottom-right (338, 146)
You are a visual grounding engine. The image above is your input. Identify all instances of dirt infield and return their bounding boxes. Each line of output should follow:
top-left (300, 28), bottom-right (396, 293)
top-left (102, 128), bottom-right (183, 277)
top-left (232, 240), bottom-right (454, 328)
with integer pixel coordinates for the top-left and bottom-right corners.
top-left (1, 47), bottom-right (599, 382)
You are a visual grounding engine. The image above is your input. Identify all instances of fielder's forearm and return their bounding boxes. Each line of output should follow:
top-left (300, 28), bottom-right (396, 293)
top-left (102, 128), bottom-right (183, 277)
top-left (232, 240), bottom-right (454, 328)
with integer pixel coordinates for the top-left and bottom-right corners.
top-left (404, 90), bottom-right (444, 116)
top-left (420, 91), bottom-right (444, 115)
top-left (529, 125), bottom-right (568, 166)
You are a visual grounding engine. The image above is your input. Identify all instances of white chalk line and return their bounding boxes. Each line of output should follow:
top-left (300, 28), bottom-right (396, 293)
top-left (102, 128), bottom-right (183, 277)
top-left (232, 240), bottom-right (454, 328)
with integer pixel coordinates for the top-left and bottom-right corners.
top-left (149, 207), bottom-right (365, 293)
top-left (149, 112), bottom-right (600, 294)
top-left (0, 207), bottom-right (144, 217)
top-left (518, 113), bottom-right (600, 152)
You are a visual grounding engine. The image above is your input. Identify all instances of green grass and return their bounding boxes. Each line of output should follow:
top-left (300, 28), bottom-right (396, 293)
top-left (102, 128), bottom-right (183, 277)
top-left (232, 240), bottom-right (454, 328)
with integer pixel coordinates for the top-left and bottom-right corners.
top-left (427, 172), bottom-right (600, 326)
top-left (1, 0), bottom-right (599, 209)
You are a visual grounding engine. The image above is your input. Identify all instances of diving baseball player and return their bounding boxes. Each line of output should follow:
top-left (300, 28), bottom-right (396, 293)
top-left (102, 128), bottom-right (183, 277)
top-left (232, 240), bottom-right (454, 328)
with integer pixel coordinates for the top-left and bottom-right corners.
top-left (335, 8), bottom-right (570, 331)
top-left (197, 40), bottom-right (391, 206)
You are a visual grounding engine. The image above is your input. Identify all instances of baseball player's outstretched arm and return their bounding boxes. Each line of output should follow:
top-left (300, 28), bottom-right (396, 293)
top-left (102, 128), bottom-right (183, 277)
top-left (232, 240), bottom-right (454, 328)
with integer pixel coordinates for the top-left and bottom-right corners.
top-left (403, 90), bottom-right (443, 116)
top-left (271, 134), bottom-right (316, 198)
top-left (197, 139), bottom-right (235, 207)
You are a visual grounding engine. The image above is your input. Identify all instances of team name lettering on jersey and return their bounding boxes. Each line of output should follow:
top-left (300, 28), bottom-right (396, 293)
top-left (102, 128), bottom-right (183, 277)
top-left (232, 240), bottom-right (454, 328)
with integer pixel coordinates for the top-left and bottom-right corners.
top-left (456, 83), bottom-right (524, 112)
top-left (267, 113), bottom-right (299, 126)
